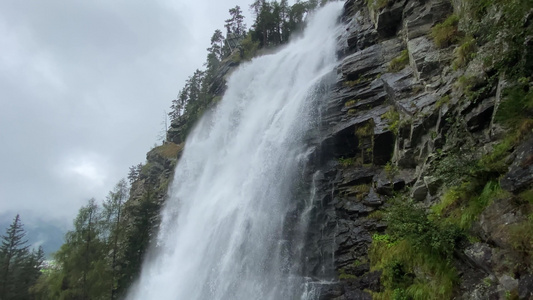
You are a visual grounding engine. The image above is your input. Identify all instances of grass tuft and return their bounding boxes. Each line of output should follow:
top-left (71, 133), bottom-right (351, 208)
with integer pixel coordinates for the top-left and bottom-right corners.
top-left (431, 14), bottom-right (461, 48)
top-left (388, 50), bottom-right (409, 72)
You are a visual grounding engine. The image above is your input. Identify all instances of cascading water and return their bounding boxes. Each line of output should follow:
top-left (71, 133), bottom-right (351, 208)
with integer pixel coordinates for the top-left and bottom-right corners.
top-left (128, 3), bottom-right (344, 299)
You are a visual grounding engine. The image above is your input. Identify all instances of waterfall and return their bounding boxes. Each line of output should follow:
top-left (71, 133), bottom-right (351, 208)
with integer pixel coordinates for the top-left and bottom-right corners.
top-left (128, 3), bottom-right (343, 299)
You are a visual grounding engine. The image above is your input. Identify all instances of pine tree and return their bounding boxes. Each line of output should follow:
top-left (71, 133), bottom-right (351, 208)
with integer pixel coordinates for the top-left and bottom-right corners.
top-left (0, 214), bottom-right (30, 299)
top-left (225, 6), bottom-right (246, 37)
top-left (18, 246), bottom-right (44, 299)
top-left (208, 29), bottom-right (225, 61)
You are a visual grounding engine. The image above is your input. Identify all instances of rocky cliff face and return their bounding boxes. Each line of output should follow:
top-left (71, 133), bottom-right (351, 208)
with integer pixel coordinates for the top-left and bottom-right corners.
top-left (301, 0), bottom-right (533, 298)
top-left (131, 0), bottom-right (533, 298)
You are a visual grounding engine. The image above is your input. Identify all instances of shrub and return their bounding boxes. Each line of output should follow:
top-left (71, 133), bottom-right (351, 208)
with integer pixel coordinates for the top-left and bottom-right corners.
top-left (385, 201), bottom-right (463, 258)
top-left (240, 33), bottom-right (259, 60)
top-left (370, 200), bottom-right (461, 299)
top-left (431, 14), bottom-right (460, 48)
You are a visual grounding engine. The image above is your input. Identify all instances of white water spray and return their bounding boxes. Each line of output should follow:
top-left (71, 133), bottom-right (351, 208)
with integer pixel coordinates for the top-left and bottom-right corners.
top-left (129, 3), bottom-right (343, 299)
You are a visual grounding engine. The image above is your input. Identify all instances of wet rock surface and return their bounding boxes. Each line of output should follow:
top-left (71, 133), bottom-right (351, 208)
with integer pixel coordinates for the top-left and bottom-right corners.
top-left (303, 0), bottom-right (533, 298)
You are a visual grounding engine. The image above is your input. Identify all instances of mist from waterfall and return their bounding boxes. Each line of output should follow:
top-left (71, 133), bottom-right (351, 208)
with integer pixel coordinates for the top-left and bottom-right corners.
top-left (128, 3), bottom-right (344, 299)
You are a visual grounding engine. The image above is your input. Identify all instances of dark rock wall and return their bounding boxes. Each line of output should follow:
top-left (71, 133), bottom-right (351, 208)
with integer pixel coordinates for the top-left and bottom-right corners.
top-left (301, 0), bottom-right (533, 298)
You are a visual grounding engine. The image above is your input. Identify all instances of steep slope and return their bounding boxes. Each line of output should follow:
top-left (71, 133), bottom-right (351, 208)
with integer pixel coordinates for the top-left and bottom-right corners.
top-left (307, 0), bottom-right (533, 298)
top-left (126, 0), bottom-right (533, 298)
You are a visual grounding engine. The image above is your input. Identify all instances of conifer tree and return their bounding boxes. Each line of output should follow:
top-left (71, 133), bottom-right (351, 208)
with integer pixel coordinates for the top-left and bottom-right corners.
top-left (0, 214), bottom-right (43, 300)
top-left (225, 5), bottom-right (246, 37)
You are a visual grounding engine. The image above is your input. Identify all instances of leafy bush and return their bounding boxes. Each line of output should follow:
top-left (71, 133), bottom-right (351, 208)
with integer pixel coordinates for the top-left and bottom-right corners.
top-left (386, 201), bottom-right (462, 258)
top-left (370, 200), bottom-right (462, 299)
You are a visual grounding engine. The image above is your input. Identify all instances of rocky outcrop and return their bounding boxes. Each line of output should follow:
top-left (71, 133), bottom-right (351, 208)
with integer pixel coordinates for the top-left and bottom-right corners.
top-left (300, 0), bottom-right (533, 298)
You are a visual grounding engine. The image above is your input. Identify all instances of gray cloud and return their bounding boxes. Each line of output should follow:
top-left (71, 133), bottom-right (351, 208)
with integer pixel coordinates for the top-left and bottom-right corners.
top-left (0, 0), bottom-right (256, 228)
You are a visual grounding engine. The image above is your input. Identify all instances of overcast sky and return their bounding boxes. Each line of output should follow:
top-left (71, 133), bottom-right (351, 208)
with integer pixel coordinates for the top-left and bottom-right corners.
top-left (0, 0), bottom-right (256, 229)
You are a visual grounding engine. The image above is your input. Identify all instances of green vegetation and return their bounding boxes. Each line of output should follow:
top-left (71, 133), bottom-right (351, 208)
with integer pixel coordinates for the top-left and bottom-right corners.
top-left (453, 36), bottom-right (476, 69)
top-left (460, 0), bottom-right (533, 78)
top-left (345, 99), bottom-right (358, 107)
top-left (496, 82), bottom-right (533, 129)
top-left (339, 268), bottom-right (358, 280)
top-left (31, 180), bottom-right (162, 299)
top-left (348, 184), bottom-right (371, 200)
top-left (240, 33), bottom-right (260, 60)
top-left (504, 189), bottom-right (533, 271)
top-left (435, 95), bottom-right (450, 108)
top-left (169, 1), bottom-right (317, 140)
top-left (381, 108), bottom-right (400, 134)
top-left (370, 200), bottom-right (462, 299)
top-left (432, 181), bottom-right (507, 230)
top-left (344, 75), bottom-right (374, 87)
top-left (388, 50), bottom-right (409, 72)
top-left (384, 162), bottom-right (399, 180)
top-left (431, 14), bottom-right (460, 48)
top-left (0, 215), bottom-right (44, 300)
top-left (355, 120), bottom-right (374, 138)
top-left (338, 157), bottom-right (357, 167)
top-left (371, 125), bottom-right (522, 296)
